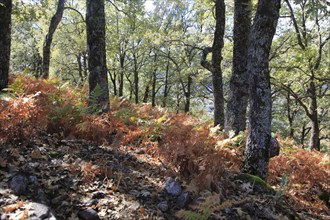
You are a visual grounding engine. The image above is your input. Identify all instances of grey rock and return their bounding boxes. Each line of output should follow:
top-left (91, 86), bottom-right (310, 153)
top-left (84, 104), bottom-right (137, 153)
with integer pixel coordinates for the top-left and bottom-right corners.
top-left (157, 201), bottom-right (168, 212)
top-left (9, 174), bottom-right (28, 195)
top-left (78, 209), bottom-right (101, 220)
top-left (165, 178), bottom-right (182, 196)
top-left (177, 191), bottom-right (189, 208)
top-left (31, 202), bottom-right (56, 220)
top-left (83, 199), bottom-right (98, 207)
top-left (28, 175), bottom-right (39, 185)
top-left (1, 213), bottom-right (9, 220)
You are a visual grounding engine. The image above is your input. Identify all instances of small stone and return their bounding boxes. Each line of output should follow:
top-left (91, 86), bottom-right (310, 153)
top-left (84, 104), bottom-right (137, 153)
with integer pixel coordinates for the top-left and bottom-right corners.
top-left (141, 190), bottom-right (151, 197)
top-left (83, 199), bottom-right (98, 207)
top-left (92, 191), bottom-right (106, 199)
top-left (78, 208), bottom-right (101, 220)
top-left (177, 191), bottom-right (189, 208)
top-left (9, 174), bottom-right (28, 195)
top-left (165, 178), bottom-right (182, 196)
top-left (31, 202), bottom-right (57, 220)
top-left (157, 201), bottom-right (168, 212)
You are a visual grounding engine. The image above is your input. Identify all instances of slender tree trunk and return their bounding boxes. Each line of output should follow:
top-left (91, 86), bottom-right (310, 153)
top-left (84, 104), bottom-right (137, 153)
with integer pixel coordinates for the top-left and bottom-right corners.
top-left (308, 80), bottom-right (320, 150)
top-left (286, 92), bottom-right (295, 138)
top-left (86, 0), bottom-right (110, 113)
top-left (212, 0), bottom-right (226, 127)
top-left (152, 70), bottom-right (157, 107)
top-left (83, 51), bottom-right (88, 78)
top-left (143, 83), bottom-right (150, 103)
top-left (76, 53), bottom-right (84, 84)
top-left (225, 0), bottom-right (251, 134)
top-left (0, 0), bottom-right (12, 91)
top-left (109, 69), bottom-right (117, 96)
top-left (42, 0), bottom-right (65, 79)
top-left (162, 57), bottom-right (170, 107)
top-left (118, 53), bottom-right (125, 97)
top-left (184, 75), bottom-right (192, 113)
top-left (133, 53), bottom-right (139, 104)
top-left (243, 0), bottom-right (281, 180)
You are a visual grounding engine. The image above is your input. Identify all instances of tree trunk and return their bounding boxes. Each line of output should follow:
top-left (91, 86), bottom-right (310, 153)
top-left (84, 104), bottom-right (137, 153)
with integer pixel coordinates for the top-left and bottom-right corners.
top-left (109, 69), bottom-right (117, 96)
top-left (151, 54), bottom-right (157, 107)
top-left (86, 0), bottom-right (110, 113)
top-left (286, 92), bottom-right (295, 138)
top-left (133, 53), bottom-right (139, 104)
top-left (184, 75), bottom-right (192, 113)
top-left (0, 0), bottom-right (12, 91)
top-left (225, 0), bottom-right (251, 134)
top-left (243, 0), bottom-right (281, 180)
top-left (118, 53), bottom-right (125, 97)
top-left (143, 82), bottom-right (150, 103)
top-left (211, 0), bottom-right (226, 127)
top-left (162, 57), bottom-right (170, 107)
top-left (42, 0), bottom-right (65, 79)
top-left (308, 80), bottom-right (320, 150)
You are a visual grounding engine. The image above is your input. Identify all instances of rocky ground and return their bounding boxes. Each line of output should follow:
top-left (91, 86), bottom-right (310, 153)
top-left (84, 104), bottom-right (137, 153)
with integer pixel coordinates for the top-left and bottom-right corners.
top-left (0, 131), bottom-right (328, 220)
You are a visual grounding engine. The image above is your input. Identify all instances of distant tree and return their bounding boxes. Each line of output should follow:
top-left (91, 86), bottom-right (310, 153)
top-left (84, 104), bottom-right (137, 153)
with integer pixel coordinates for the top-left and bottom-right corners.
top-left (42, 0), bottom-right (65, 79)
top-left (86, 0), bottom-right (110, 113)
top-left (225, 0), bottom-right (251, 135)
top-left (0, 0), bottom-right (12, 91)
top-left (243, 0), bottom-right (281, 180)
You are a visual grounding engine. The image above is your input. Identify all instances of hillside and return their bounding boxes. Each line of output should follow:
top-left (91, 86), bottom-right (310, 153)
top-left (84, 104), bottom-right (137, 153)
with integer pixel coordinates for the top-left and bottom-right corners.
top-left (0, 76), bottom-right (329, 220)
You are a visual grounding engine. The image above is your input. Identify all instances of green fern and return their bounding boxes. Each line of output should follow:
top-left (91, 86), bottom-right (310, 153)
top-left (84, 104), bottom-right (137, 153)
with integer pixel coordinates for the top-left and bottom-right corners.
top-left (88, 84), bottom-right (103, 114)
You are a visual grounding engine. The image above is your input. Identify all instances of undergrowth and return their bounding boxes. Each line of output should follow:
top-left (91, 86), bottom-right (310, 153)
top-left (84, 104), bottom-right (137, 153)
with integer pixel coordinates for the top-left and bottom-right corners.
top-left (0, 75), bottom-right (329, 218)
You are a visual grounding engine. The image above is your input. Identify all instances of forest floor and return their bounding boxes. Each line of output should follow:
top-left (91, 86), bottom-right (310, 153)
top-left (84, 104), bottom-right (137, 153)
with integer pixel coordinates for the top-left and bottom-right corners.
top-left (0, 75), bottom-right (329, 220)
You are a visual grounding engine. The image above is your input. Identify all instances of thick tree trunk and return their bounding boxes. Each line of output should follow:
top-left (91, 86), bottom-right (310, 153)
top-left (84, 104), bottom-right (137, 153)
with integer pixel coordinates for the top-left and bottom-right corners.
top-left (42, 0), bottom-right (65, 79)
top-left (308, 80), bottom-right (320, 150)
top-left (86, 0), bottom-right (110, 113)
top-left (225, 0), bottom-right (251, 134)
top-left (0, 0), bottom-right (12, 91)
top-left (243, 0), bottom-right (281, 180)
top-left (212, 0), bottom-right (226, 127)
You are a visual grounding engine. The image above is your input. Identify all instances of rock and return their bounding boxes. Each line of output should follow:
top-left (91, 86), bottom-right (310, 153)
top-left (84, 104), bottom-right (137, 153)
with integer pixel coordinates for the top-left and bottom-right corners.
top-left (141, 190), bottom-right (151, 197)
top-left (92, 191), bottom-right (106, 199)
top-left (1, 213), bottom-right (9, 220)
top-left (9, 174), bottom-right (29, 195)
top-left (36, 188), bottom-right (49, 204)
top-left (78, 209), bottom-right (101, 220)
top-left (28, 175), bottom-right (39, 185)
top-left (157, 201), bottom-right (168, 212)
top-left (31, 202), bottom-right (57, 220)
top-left (83, 199), bottom-right (98, 207)
top-left (165, 178), bottom-right (182, 196)
top-left (269, 137), bottom-right (280, 158)
top-left (177, 191), bottom-right (189, 208)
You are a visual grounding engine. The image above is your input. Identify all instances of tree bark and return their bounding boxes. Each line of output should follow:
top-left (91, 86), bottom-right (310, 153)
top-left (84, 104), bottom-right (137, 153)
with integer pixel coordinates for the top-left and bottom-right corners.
top-left (42, 0), bottom-right (65, 79)
top-left (0, 0), bottom-right (12, 91)
top-left (162, 56), bottom-right (170, 107)
top-left (308, 80), bottom-right (320, 150)
top-left (211, 0), bottom-right (226, 127)
top-left (225, 0), bottom-right (251, 134)
top-left (243, 0), bottom-right (281, 180)
top-left (133, 52), bottom-right (139, 104)
top-left (183, 75), bottom-right (192, 113)
top-left (118, 52), bottom-right (125, 97)
top-left (86, 0), bottom-right (110, 113)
